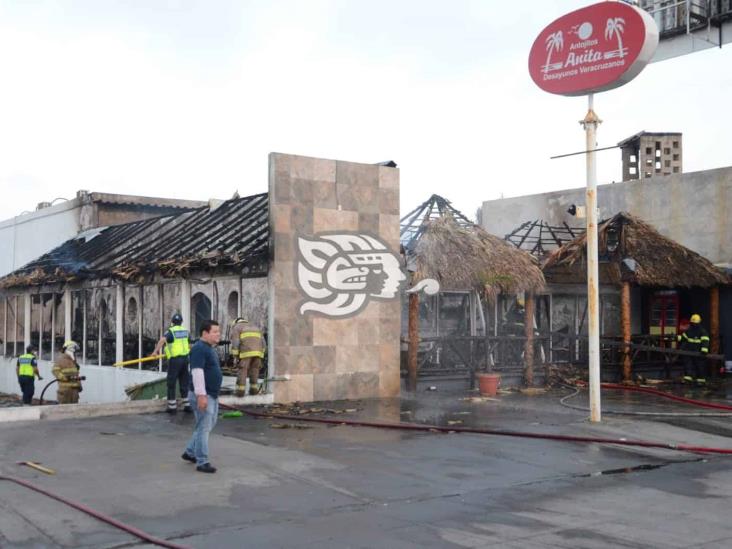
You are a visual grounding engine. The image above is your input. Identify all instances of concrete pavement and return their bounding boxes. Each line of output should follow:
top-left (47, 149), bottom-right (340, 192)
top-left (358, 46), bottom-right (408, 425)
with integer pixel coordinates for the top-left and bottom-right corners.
top-left (2, 388), bottom-right (732, 548)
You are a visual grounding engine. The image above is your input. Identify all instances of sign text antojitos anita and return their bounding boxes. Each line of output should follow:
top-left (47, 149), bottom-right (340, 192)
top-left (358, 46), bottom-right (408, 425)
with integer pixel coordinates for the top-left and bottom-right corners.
top-left (528, 1), bottom-right (658, 96)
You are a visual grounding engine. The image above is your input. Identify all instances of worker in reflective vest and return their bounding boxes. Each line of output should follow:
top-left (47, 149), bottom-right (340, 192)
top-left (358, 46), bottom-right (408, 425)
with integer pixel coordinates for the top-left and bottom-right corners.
top-left (153, 313), bottom-right (192, 413)
top-left (17, 345), bottom-right (42, 405)
top-left (53, 341), bottom-right (82, 404)
top-left (678, 313), bottom-right (710, 382)
top-left (229, 318), bottom-right (264, 396)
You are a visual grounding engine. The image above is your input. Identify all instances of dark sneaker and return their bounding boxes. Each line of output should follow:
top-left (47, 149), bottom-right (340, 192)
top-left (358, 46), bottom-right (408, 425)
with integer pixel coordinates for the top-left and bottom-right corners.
top-left (196, 463), bottom-right (217, 474)
top-left (181, 452), bottom-right (196, 463)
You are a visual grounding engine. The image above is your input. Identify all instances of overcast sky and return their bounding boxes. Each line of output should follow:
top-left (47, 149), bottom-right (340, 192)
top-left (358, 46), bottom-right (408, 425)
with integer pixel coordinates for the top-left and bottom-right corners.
top-left (2, 0), bottom-right (731, 223)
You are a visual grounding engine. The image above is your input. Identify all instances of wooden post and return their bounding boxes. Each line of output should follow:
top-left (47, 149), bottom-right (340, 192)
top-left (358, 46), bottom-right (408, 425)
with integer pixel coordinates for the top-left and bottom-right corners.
top-left (524, 293), bottom-right (535, 387)
top-left (711, 286), bottom-right (720, 378)
top-left (710, 286), bottom-right (720, 354)
top-left (407, 292), bottom-right (419, 392)
top-left (621, 281), bottom-right (632, 383)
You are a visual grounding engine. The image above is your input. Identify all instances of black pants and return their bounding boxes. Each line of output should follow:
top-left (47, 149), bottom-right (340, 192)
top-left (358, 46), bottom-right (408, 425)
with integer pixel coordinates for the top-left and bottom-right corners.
top-left (683, 355), bottom-right (706, 378)
top-left (167, 356), bottom-right (190, 409)
top-left (18, 376), bottom-right (35, 405)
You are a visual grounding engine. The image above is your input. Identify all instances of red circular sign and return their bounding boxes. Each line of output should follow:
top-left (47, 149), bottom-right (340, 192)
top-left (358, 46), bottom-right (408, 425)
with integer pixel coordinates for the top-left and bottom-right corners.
top-left (528, 1), bottom-right (658, 96)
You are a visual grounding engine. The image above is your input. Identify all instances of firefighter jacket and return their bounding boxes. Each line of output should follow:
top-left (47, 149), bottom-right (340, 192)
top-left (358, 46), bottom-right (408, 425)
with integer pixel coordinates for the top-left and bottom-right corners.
top-left (230, 321), bottom-right (264, 360)
top-left (678, 324), bottom-right (710, 354)
top-left (52, 353), bottom-right (81, 389)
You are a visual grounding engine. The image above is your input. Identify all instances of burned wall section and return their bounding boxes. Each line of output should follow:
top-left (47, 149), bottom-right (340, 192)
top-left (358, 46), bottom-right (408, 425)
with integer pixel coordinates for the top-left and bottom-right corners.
top-left (268, 153), bottom-right (401, 404)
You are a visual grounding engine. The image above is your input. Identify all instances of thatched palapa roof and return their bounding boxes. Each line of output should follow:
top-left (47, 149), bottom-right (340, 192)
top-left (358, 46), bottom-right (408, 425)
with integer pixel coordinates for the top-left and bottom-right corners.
top-left (543, 212), bottom-right (728, 288)
top-left (407, 215), bottom-right (545, 299)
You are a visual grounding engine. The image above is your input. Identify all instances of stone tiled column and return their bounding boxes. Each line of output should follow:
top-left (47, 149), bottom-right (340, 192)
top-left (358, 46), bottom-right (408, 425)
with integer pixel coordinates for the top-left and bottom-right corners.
top-left (268, 153), bottom-right (401, 404)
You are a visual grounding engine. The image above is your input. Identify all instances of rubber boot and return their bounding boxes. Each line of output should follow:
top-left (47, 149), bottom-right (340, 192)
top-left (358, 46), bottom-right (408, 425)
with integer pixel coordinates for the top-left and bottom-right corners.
top-left (249, 383), bottom-right (261, 396)
top-left (236, 384), bottom-right (246, 397)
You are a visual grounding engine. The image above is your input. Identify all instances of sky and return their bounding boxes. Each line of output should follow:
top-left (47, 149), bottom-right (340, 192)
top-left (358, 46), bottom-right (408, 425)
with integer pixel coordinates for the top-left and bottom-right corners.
top-left (1, 0), bottom-right (731, 222)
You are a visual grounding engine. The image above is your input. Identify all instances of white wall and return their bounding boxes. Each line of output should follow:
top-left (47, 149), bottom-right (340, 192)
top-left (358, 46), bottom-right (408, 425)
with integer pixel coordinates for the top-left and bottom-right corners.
top-left (480, 167), bottom-right (732, 267)
top-left (0, 356), bottom-right (165, 404)
top-left (0, 199), bottom-right (82, 277)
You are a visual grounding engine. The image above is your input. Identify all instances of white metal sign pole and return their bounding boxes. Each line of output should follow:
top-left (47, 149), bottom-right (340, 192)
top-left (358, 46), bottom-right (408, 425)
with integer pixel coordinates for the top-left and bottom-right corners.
top-left (582, 92), bottom-right (602, 422)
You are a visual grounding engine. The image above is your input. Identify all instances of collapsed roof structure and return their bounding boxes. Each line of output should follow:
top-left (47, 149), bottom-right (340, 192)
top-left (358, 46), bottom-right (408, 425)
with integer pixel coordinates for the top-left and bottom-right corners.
top-left (0, 194), bottom-right (269, 289)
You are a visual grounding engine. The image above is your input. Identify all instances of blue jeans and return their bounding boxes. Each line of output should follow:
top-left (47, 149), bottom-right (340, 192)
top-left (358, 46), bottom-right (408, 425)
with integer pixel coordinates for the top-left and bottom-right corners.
top-left (184, 391), bottom-right (218, 466)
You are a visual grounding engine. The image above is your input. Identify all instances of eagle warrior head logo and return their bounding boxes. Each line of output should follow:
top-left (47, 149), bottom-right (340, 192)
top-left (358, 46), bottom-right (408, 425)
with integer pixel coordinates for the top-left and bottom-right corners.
top-left (296, 233), bottom-right (406, 317)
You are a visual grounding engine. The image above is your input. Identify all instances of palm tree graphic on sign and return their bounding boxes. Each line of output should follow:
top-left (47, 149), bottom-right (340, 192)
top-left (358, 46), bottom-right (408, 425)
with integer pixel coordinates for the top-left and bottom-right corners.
top-left (542, 31), bottom-right (564, 73)
top-left (604, 17), bottom-right (627, 59)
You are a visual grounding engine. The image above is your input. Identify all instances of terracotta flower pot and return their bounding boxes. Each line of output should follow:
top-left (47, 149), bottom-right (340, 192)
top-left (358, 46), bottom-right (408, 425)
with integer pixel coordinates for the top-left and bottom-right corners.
top-left (477, 373), bottom-right (501, 397)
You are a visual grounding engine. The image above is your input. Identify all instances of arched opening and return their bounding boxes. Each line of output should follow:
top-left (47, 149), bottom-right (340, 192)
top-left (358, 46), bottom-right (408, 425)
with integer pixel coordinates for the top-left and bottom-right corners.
top-left (227, 291), bottom-right (239, 322)
top-left (125, 296), bottom-right (139, 362)
top-left (127, 296), bottom-right (138, 322)
top-left (99, 298), bottom-right (108, 365)
top-left (191, 292), bottom-right (212, 338)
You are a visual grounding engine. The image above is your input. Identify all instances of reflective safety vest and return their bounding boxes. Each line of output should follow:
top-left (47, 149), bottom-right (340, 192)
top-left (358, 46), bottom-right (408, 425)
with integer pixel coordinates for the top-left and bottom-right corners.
top-left (239, 329), bottom-right (264, 359)
top-left (18, 354), bottom-right (35, 377)
top-left (678, 330), bottom-right (710, 354)
top-left (165, 325), bottom-right (190, 359)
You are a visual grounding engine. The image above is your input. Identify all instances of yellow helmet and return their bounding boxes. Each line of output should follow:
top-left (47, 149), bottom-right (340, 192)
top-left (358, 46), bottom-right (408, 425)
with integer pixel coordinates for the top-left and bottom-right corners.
top-left (62, 340), bottom-right (79, 351)
top-left (690, 314), bottom-right (701, 324)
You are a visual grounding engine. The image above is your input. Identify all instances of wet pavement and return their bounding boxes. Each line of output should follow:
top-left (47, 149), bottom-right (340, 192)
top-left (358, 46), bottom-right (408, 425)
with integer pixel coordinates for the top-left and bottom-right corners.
top-left (2, 387), bottom-right (732, 548)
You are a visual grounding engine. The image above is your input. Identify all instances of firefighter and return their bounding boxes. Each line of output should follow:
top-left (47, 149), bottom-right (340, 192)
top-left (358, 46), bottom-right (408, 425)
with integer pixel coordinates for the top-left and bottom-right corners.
top-left (229, 318), bottom-right (264, 396)
top-left (678, 313), bottom-right (710, 382)
top-left (153, 313), bottom-right (192, 413)
top-left (17, 345), bottom-right (42, 405)
top-left (53, 341), bottom-right (82, 404)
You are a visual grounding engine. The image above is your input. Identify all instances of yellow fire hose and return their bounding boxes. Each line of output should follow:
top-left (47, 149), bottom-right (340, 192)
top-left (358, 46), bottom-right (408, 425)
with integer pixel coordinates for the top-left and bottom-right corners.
top-left (113, 355), bottom-right (164, 368)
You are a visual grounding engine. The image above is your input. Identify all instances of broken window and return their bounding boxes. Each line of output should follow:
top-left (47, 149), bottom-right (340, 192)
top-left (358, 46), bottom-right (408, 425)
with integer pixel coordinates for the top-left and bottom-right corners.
top-left (40, 294), bottom-right (55, 361)
top-left (15, 296), bottom-right (25, 357)
top-left (439, 292), bottom-right (471, 336)
top-left (419, 295), bottom-right (438, 336)
top-left (227, 290), bottom-right (239, 323)
top-left (192, 292), bottom-right (212, 339)
top-left (142, 285), bottom-right (162, 370)
top-left (163, 283), bottom-right (181, 329)
top-left (601, 294), bottom-right (621, 337)
top-left (70, 291), bottom-right (84, 359)
top-left (54, 294), bottom-right (64, 360)
top-left (86, 291), bottom-right (102, 365)
top-left (124, 294), bottom-right (140, 364)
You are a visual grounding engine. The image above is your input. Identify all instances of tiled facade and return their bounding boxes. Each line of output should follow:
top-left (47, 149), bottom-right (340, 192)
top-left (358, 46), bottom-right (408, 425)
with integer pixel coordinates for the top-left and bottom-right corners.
top-left (268, 153), bottom-right (401, 403)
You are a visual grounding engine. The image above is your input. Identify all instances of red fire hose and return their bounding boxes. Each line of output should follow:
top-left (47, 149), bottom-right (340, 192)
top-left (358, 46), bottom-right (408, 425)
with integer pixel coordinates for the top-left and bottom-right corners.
top-left (0, 475), bottom-right (190, 549)
top-left (224, 406), bottom-right (732, 456)
top-left (577, 381), bottom-right (732, 412)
